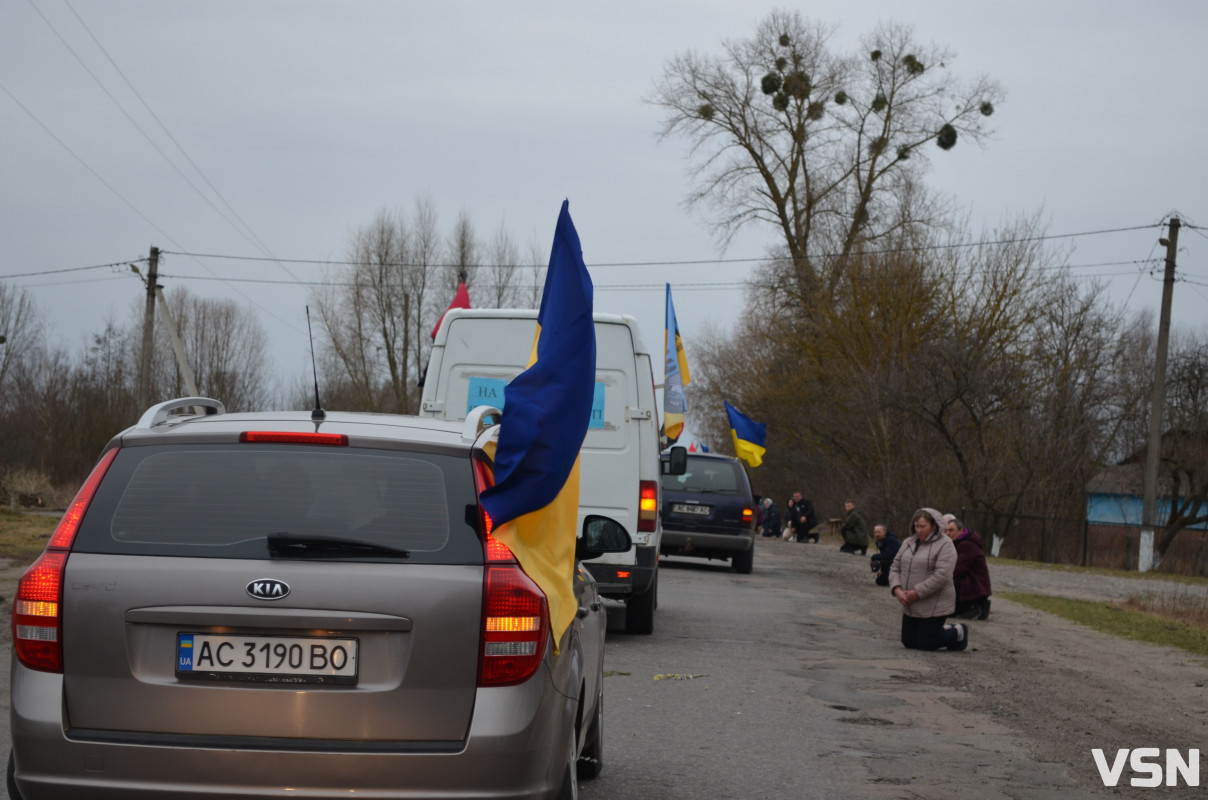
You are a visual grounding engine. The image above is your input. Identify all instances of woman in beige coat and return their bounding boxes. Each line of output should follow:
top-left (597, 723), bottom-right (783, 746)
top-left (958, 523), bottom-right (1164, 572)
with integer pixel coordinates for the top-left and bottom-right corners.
top-left (888, 507), bottom-right (968, 651)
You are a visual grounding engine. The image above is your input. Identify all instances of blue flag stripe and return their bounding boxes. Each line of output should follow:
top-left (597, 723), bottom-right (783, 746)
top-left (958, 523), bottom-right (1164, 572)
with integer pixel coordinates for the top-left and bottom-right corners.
top-left (479, 201), bottom-right (596, 526)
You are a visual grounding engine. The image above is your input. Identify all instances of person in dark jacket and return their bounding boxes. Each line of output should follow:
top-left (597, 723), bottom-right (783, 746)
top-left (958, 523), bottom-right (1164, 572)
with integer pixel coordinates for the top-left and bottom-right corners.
top-left (761, 497), bottom-right (781, 537)
top-left (789, 491), bottom-right (818, 542)
top-left (839, 499), bottom-right (870, 554)
top-left (944, 516), bottom-right (992, 620)
top-left (869, 524), bottom-right (900, 586)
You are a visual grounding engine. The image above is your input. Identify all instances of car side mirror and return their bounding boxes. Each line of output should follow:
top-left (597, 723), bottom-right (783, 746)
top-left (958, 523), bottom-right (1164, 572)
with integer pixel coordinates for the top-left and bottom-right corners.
top-left (662, 446), bottom-right (688, 476)
top-left (577, 515), bottom-right (633, 561)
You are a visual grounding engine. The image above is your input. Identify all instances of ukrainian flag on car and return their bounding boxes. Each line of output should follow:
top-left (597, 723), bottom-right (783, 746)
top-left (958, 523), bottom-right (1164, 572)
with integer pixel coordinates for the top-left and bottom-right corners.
top-left (663, 283), bottom-right (691, 444)
top-left (724, 400), bottom-right (767, 468)
top-left (480, 200), bottom-right (596, 649)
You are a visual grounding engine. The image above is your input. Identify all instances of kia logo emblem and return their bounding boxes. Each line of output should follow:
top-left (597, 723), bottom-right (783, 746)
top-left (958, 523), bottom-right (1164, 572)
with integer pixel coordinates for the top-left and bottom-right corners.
top-left (247, 579), bottom-right (290, 601)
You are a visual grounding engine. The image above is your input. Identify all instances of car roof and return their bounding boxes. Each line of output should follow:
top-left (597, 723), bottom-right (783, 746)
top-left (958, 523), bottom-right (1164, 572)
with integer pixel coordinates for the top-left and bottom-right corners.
top-left (113, 403), bottom-right (483, 454)
top-left (662, 451), bottom-right (741, 464)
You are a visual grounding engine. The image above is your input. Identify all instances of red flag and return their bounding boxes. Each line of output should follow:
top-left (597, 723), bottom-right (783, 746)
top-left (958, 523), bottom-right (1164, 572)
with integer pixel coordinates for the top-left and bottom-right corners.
top-left (431, 279), bottom-right (471, 339)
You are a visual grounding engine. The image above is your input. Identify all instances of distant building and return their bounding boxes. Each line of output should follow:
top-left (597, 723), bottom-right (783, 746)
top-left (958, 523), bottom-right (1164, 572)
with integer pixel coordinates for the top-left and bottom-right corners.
top-left (1086, 433), bottom-right (1208, 530)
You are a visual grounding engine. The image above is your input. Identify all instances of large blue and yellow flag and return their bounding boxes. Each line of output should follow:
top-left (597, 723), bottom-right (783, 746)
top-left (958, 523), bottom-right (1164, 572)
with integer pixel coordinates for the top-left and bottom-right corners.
top-left (724, 400), bottom-right (767, 468)
top-left (479, 200), bottom-right (596, 647)
top-left (663, 283), bottom-right (691, 444)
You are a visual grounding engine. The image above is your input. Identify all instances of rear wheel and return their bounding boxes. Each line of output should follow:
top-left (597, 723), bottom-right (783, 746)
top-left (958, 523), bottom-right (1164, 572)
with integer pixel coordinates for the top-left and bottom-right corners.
top-left (8, 753), bottom-right (24, 800)
top-left (624, 571), bottom-right (656, 635)
top-left (732, 544), bottom-right (754, 574)
top-left (578, 689), bottom-right (604, 779)
top-left (556, 723), bottom-right (579, 800)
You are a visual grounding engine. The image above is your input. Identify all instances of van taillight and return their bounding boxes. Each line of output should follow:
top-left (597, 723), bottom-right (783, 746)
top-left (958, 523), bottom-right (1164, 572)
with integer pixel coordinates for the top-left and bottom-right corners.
top-left (743, 507), bottom-right (754, 525)
top-left (14, 447), bottom-right (118, 673)
top-left (638, 480), bottom-right (658, 532)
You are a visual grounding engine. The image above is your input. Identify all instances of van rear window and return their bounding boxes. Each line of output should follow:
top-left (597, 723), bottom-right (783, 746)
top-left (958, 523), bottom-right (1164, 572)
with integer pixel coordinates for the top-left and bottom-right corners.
top-left (73, 445), bottom-right (483, 563)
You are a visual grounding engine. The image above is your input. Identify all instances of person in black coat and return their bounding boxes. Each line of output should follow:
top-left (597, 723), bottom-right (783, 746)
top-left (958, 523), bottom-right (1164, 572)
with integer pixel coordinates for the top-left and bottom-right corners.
top-left (788, 491), bottom-right (818, 542)
top-left (869, 523), bottom-right (900, 586)
top-left (761, 497), bottom-right (781, 537)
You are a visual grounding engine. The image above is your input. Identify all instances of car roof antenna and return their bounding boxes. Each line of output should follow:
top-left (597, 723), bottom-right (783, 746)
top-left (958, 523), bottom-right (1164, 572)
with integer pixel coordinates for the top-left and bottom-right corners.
top-left (306, 305), bottom-right (326, 422)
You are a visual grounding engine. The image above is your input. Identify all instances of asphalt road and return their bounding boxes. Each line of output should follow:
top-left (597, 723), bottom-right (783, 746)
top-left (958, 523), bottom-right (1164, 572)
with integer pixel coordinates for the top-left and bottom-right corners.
top-left (4, 538), bottom-right (1199, 799)
top-left (583, 539), bottom-right (1108, 800)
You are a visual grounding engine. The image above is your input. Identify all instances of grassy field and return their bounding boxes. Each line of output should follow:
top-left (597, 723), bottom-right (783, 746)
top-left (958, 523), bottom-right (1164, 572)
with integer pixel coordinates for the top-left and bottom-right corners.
top-left (1001, 591), bottom-right (1208, 657)
top-left (992, 555), bottom-right (1208, 587)
top-left (0, 509), bottom-right (60, 564)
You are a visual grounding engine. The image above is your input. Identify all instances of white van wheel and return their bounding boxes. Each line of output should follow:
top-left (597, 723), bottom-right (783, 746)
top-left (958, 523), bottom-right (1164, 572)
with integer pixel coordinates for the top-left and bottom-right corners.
top-left (624, 572), bottom-right (656, 635)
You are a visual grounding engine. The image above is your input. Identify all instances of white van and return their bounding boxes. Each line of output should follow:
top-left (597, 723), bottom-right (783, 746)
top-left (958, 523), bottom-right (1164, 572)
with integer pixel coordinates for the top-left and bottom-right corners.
top-left (421, 308), bottom-right (670, 634)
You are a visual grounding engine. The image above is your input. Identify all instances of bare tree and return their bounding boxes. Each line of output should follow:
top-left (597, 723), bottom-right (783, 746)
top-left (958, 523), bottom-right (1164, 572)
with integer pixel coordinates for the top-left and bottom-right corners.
top-left (409, 195), bottom-right (441, 379)
top-left (445, 209), bottom-right (478, 296)
top-left (154, 288), bottom-right (271, 411)
top-left (481, 220), bottom-right (521, 308)
top-left (651, 12), bottom-right (1003, 304)
top-left (0, 283), bottom-right (44, 411)
top-left (523, 233), bottom-right (547, 309)
top-left (1150, 336), bottom-right (1208, 568)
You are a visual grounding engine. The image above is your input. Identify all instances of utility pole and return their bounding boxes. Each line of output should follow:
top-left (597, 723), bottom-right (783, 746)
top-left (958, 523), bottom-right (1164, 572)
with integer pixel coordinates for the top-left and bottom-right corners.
top-left (1139, 217), bottom-right (1180, 572)
top-left (138, 245), bottom-right (159, 410)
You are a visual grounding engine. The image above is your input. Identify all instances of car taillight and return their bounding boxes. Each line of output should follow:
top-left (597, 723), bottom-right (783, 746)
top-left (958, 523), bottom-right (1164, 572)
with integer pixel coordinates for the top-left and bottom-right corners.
top-left (479, 533), bottom-right (549, 686)
top-left (14, 447), bottom-right (118, 673)
top-left (239, 431), bottom-right (348, 445)
top-left (743, 507), bottom-right (754, 525)
top-left (638, 480), bottom-right (658, 532)
top-left (474, 455), bottom-right (550, 686)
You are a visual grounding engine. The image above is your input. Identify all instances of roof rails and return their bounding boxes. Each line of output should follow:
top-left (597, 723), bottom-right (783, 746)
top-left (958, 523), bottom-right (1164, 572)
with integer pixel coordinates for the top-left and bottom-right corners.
top-left (135, 397), bottom-right (226, 430)
top-left (463, 405), bottom-right (502, 442)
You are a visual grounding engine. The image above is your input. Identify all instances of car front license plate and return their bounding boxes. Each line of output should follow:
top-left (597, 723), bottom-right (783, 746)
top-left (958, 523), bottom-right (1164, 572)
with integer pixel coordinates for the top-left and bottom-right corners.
top-left (176, 633), bottom-right (359, 684)
top-left (672, 503), bottom-right (710, 516)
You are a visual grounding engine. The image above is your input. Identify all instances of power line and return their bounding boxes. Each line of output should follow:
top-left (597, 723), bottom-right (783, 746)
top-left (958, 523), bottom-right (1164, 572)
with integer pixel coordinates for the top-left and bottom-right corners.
top-left (35, 0), bottom-right (304, 286)
top-left (0, 259), bottom-right (142, 280)
top-left (148, 264), bottom-right (1154, 292)
top-left (155, 225), bottom-right (1163, 269)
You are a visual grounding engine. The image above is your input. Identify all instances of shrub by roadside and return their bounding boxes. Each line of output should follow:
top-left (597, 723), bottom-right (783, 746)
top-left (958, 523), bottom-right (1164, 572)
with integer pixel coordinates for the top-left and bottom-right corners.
top-left (0, 508), bottom-right (59, 565)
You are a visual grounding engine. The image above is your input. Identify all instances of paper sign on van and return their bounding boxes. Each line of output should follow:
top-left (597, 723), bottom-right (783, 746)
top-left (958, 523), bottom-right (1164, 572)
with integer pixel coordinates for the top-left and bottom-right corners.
top-left (468, 376), bottom-right (605, 429)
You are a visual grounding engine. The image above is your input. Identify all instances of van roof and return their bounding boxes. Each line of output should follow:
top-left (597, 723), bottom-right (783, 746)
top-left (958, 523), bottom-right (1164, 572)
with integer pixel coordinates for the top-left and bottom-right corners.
top-left (435, 308), bottom-right (650, 355)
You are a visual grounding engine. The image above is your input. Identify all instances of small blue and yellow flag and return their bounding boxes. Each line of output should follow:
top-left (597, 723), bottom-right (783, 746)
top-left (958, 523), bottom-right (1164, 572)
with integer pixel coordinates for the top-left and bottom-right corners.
top-left (724, 400), bottom-right (766, 468)
top-left (479, 200), bottom-right (596, 648)
top-left (663, 283), bottom-right (691, 444)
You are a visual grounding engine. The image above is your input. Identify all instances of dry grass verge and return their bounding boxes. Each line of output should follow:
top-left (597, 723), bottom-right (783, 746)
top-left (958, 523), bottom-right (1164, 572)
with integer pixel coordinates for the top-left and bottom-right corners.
top-left (1001, 590), bottom-right (1208, 658)
top-left (0, 508), bottom-right (59, 565)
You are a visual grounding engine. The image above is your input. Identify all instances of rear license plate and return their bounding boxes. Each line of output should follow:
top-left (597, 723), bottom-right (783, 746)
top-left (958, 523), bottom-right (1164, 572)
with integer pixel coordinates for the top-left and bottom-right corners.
top-left (672, 503), bottom-right (710, 516)
top-left (176, 633), bottom-right (359, 684)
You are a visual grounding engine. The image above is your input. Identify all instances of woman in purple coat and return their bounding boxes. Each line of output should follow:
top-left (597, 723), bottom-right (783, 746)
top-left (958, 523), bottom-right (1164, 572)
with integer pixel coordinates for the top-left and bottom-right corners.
top-left (944, 516), bottom-right (992, 620)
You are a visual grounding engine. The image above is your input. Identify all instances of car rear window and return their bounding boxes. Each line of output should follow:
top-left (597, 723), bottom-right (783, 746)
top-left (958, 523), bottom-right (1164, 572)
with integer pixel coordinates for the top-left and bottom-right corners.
top-left (661, 458), bottom-right (743, 494)
top-left (73, 444), bottom-right (483, 563)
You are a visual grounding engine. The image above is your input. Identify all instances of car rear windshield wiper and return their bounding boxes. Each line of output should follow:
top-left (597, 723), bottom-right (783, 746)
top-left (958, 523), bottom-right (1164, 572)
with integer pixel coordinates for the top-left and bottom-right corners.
top-left (266, 532), bottom-right (411, 560)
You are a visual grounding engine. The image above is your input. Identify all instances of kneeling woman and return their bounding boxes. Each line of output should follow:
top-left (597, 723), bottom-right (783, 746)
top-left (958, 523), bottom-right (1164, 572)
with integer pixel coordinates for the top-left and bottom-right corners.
top-left (888, 508), bottom-right (968, 651)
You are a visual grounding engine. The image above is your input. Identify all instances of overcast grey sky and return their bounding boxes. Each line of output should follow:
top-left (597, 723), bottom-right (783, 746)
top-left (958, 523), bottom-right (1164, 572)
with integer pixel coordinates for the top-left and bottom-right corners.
top-left (3, 1), bottom-right (1205, 408)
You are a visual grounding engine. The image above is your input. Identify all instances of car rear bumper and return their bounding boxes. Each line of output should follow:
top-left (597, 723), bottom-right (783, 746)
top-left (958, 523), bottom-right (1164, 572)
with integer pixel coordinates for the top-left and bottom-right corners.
top-left (10, 659), bottom-right (573, 799)
top-left (585, 544), bottom-right (657, 597)
top-left (660, 529), bottom-right (754, 559)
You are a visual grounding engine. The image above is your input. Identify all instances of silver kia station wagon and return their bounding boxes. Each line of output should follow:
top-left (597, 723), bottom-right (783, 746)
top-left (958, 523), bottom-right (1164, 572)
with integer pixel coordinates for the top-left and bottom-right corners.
top-left (9, 397), bottom-right (628, 799)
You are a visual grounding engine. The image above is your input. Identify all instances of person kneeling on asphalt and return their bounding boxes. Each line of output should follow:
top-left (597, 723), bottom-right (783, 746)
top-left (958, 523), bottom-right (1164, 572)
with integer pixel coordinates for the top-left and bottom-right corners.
top-left (944, 515), bottom-right (992, 620)
top-left (839, 499), bottom-right (869, 555)
top-left (869, 524), bottom-right (900, 586)
top-left (789, 491), bottom-right (818, 542)
top-left (761, 497), bottom-right (781, 538)
top-left (888, 508), bottom-right (968, 652)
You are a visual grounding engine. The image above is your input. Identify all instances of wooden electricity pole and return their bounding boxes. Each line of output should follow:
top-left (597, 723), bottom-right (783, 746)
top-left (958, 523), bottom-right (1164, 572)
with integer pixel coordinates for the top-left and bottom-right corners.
top-left (138, 245), bottom-right (160, 410)
top-left (1140, 217), bottom-right (1180, 571)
